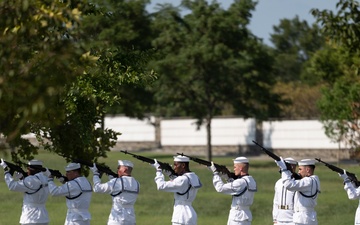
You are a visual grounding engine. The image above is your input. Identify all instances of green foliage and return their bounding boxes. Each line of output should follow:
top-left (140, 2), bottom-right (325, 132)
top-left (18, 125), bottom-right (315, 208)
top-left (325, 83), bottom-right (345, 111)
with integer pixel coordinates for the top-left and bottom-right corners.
top-left (81, 0), bottom-right (157, 118)
top-left (0, 0), bottom-right (156, 162)
top-left (272, 82), bottom-right (322, 119)
top-left (149, 0), bottom-right (286, 159)
top-left (0, 0), bottom-right (89, 140)
top-left (82, 0), bottom-right (152, 50)
top-left (270, 16), bottom-right (326, 82)
top-left (0, 150), bottom-right (359, 225)
top-left (151, 0), bottom-right (283, 120)
top-left (310, 1), bottom-right (360, 151)
top-left (312, 0), bottom-right (360, 53)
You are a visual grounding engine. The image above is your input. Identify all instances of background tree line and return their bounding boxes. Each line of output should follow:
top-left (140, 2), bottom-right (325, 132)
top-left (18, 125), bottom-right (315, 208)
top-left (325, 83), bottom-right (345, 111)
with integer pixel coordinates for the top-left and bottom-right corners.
top-left (0, 0), bottom-right (359, 162)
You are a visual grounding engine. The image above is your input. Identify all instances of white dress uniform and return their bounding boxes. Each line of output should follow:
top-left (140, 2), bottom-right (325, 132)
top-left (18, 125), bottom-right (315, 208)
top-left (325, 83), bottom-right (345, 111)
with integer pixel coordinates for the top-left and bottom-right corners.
top-left (281, 159), bottom-right (320, 225)
top-left (93, 160), bottom-right (140, 225)
top-left (3, 160), bottom-right (50, 225)
top-left (343, 176), bottom-right (360, 225)
top-left (273, 158), bottom-right (297, 225)
top-left (154, 156), bottom-right (202, 225)
top-left (212, 157), bottom-right (257, 225)
top-left (48, 163), bottom-right (92, 225)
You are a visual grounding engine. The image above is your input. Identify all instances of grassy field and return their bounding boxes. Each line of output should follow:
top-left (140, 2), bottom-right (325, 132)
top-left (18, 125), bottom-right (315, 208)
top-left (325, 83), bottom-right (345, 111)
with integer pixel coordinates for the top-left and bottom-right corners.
top-left (0, 150), bottom-right (359, 225)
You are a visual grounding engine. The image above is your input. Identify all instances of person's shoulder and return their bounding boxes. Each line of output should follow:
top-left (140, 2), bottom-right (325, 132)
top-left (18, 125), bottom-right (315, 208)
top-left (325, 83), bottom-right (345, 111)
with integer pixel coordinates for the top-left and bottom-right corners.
top-left (310, 175), bottom-right (320, 181)
top-left (184, 172), bottom-right (200, 178)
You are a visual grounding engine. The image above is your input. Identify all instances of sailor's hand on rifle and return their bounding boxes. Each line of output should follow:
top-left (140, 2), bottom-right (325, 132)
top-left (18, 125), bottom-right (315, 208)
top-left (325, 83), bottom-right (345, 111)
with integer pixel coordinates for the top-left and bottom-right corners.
top-left (275, 157), bottom-right (287, 171)
top-left (208, 162), bottom-right (218, 174)
top-left (57, 177), bottom-right (66, 184)
top-left (164, 169), bottom-right (172, 176)
top-left (90, 163), bottom-right (100, 176)
top-left (42, 168), bottom-right (52, 178)
top-left (339, 169), bottom-right (350, 183)
top-left (339, 169), bottom-right (348, 179)
top-left (14, 171), bottom-right (23, 180)
top-left (220, 172), bottom-right (231, 181)
top-left (151, 159), bottom-right (161, 171)
top-left (0, 158), bottom-right (8, 169)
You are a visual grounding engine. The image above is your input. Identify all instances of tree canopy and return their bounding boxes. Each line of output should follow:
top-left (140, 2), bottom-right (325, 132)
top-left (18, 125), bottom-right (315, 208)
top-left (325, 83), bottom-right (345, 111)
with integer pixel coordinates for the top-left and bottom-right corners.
top-left (150, 0), bottom-right (286, 159)
top-left (311, 0), bottom-right (360, 151)
top-left (0, 0), bottom-right (155, 162)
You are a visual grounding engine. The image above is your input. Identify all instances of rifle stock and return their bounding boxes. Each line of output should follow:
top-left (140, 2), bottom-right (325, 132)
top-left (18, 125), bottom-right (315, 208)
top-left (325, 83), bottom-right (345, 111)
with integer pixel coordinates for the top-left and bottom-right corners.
top-left (48, 169), bottom-right (68, 181)
top-left (177, 153), bottom-right (237, 180)
top-left (120, 150), bottom-right (176, 176)
top-left (315, 158), bottom-right (360, 187)
top-left (74, 159), bottom-right (118, 177)
top-left (252, 140), bottom-right (301, 180)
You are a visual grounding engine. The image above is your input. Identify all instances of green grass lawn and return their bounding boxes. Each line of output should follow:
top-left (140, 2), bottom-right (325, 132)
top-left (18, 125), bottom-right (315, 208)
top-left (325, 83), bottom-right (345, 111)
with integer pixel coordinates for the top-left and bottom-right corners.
top-left (0, 150), bottom-right (359, 225)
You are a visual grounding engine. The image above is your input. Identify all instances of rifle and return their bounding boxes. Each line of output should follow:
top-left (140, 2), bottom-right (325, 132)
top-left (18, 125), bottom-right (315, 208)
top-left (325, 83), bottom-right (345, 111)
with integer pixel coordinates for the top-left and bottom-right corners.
top-left (315, 158), bottom-right (360, 187)
top-left (252, 140), bottom-right (302, 180)
top-left (4, 161), bottom-right (66, 181)
top-left (120, 150), bottom-right (176, 176)
top-left (4, 161), bottom-right (27, 177)
top-left (73, 159), bottom-right (118, 177)
top-left (177, 153), bottom-right (237, 180)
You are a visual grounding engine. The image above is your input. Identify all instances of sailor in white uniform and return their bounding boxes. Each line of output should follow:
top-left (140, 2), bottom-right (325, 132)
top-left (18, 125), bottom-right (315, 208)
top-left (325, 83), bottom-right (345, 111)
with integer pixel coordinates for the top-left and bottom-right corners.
top-left (46, 163), bottom-right (92, 225)
top-left (1, 159), bottom-right (50, 225)
top-left (339, 168), bottom-right (360, 225)
top-left (210, 156), bottom-right (257, 225)
top-left (91, 160), bottom-right (139, 225)
top-left (275, 158), bottom-right (320, 225)
top-left (152, 155), bottom-right (202, 225)
top-left (273, 157), bottom-right (297, 225)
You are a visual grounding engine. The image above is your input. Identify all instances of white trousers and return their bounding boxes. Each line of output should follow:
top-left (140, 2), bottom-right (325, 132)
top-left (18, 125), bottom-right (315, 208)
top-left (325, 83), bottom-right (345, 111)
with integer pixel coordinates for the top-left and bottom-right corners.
top-left (275, 222), bottom-right (295, 225)
top-left (65, 221), bottom-right (90, 225)
top-left (22, 224), bottom-right (48, 225)
top-left (228, 221), bottom-right (251, 225)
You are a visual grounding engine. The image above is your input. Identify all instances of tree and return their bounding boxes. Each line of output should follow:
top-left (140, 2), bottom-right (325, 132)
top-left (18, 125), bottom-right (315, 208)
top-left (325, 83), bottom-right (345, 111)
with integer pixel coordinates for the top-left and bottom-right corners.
top-left (81, 0), bottom-right (157, 119)
top-left (0, 0), bottom-right (155, 162)
top-left (270, 16), bottom-right (326, 82)
top-left (272, 82), bottom-right (322, 119)
top-left (310, 0), bottom-right (360, 152)
top-left (0, 0), bottom-right (90, 143)
top-left (268, 16), bottom-right (328, 119)
top-left (150, 0), bottom-right (285, 160)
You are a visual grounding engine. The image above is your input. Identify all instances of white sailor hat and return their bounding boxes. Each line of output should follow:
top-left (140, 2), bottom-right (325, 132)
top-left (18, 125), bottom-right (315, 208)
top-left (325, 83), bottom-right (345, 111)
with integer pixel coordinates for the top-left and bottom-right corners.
top-left (233, 157), bottom-right (249, 164)
top-left (118, 160), bottom-right (134, 168)
top-left (298, 159), bottom-right (316, 166)
top-left (173, 155), bottom-right (190, 162)
top-left (28, 160), bottom-right (43, 166)
top-left (65, 163), bottom-right (81, 171)
top-left (284, 157), bottom-right (297, 165)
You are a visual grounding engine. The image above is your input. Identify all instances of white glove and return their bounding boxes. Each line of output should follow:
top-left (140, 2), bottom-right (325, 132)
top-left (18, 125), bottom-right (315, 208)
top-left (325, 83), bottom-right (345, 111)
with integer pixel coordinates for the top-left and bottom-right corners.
top-left (0, 158), bottom-right (8, 169)
top-left (339, 169), bottom-right (350, 182)
top-left (43, 168), bottom-right (51, 177)
top-left (15, 171), bottom-right (23, 179)
top-left (208, 162), bottom-right (217, 174)
top-left (57, 177), bottom-right (66, 184)
top-left (220, 172), bottom-right (230, 181)
top-left (164, 170), bottom-right (171, 176)
top-left (151, 159), bottom-right (161, 171)
top-left (275, 157), bottom-right (287, 171)
top-left (90, 163), bottom-right (100, 175)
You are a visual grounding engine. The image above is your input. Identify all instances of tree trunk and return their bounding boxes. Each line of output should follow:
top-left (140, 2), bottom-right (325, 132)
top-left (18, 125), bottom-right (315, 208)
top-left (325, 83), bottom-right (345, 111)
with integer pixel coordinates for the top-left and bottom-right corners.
top-left (206, 117), bottom-right (212, 161)
top-left (255, 119), bottom-right (263, 145)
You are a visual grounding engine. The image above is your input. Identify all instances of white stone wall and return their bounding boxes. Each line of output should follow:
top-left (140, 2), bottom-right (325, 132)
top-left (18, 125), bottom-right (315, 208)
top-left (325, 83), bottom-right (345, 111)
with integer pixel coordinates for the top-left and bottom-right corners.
top-left (262, 120), bottom-right (341, 149)
top-left (160, 118), bottom-right (256, 146)
top-left (104, 116), bottom-right (155, 142)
